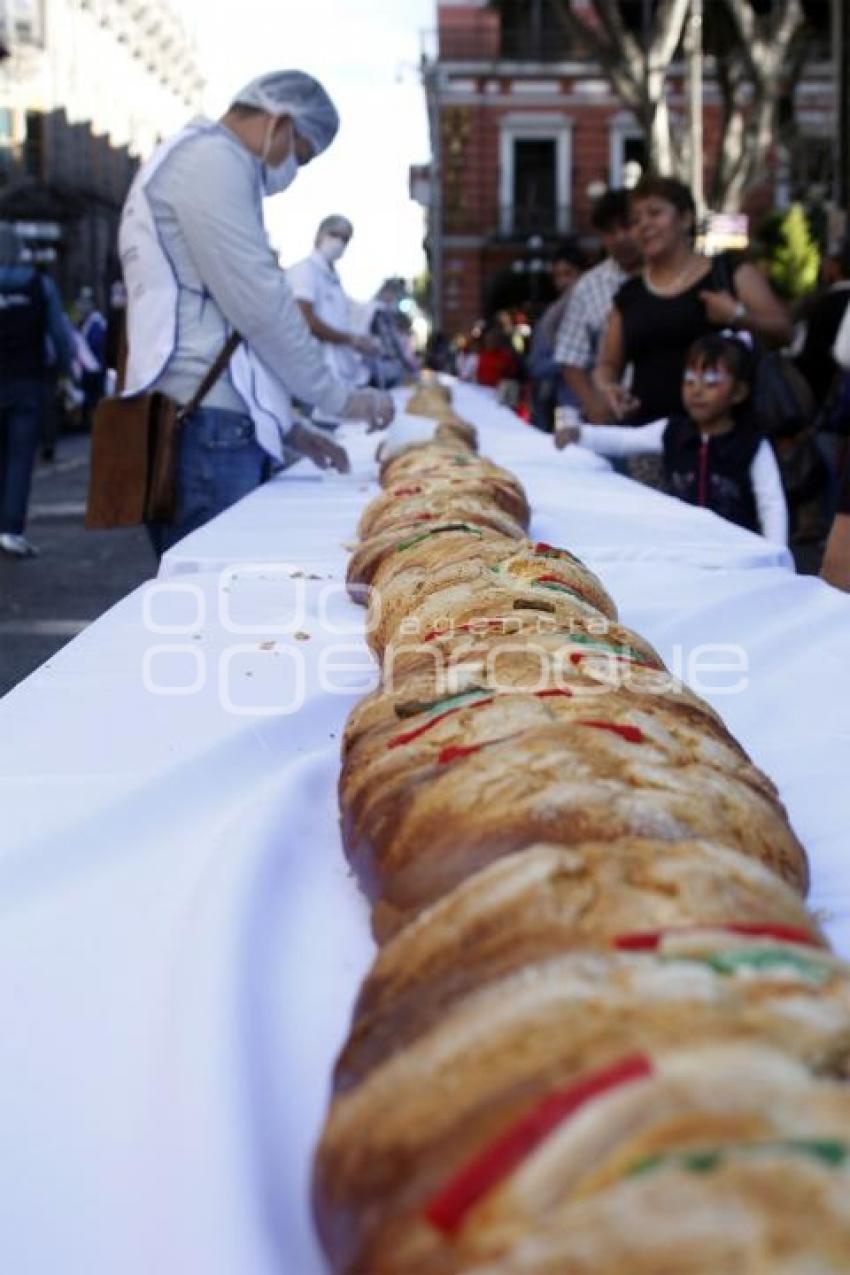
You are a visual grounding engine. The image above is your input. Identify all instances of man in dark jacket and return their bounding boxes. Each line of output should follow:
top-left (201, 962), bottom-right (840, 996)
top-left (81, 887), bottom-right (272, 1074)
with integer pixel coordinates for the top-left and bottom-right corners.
top-left (0, 225), bottom-right (71, 557)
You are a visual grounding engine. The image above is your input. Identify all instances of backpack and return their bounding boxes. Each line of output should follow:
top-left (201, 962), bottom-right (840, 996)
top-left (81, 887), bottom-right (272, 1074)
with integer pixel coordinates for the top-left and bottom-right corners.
top-left (709, 254), bottom-right (814, 439)
top-left (818, 367), bottom-right (850, 438)
top-left (0, 271), bottom-right (48, 377)
top-left (752, 349), bottom-right (816, 439)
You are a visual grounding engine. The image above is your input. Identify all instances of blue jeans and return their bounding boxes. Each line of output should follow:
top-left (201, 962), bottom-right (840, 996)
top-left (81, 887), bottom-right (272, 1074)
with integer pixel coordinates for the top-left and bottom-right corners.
top-left (147, 406), bottom-right (270, 557)
top-left (0, 379), bottom-right (47, 535)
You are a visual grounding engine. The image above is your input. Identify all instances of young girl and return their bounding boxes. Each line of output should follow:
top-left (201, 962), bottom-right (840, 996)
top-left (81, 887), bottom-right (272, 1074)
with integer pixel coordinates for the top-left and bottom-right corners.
top-left (557, 333), bottom-right (788, 544)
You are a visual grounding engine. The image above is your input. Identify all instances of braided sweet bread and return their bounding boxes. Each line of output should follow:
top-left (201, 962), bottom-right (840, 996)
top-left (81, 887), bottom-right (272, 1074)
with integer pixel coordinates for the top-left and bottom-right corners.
top-left (312, 418), bottom-right (833, 1274)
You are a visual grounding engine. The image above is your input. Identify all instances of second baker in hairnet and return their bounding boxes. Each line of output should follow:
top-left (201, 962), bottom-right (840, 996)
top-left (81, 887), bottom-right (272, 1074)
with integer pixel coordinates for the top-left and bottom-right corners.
top-left (288, 214), bottom-right (379, 427)
top-left (119, 69), bottom-right (394, 555)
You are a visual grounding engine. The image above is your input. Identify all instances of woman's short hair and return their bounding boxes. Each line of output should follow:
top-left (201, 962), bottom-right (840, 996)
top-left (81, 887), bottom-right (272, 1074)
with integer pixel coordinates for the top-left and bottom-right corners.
top-left (631, 175), bottom-right (697, 221)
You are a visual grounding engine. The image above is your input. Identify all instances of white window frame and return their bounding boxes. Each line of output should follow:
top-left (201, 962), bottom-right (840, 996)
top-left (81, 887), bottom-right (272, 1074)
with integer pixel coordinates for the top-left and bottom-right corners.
top-left (608, 113), bottom-right (645, 189)
top-left (499, 112), bottom-right (572, 236)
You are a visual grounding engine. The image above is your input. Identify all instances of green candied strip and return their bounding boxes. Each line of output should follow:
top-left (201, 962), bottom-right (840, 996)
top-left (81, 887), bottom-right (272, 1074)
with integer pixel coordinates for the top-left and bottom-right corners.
top-left (628, 1139), bottom-right (850, 1180)
top-left (394, 687), bottom-right (490, 720)
top-left (395, 524), bottom-right (485, 553)
top-left (567, 632), bottom-right (654, 666)
top-left (676, 947), bottom-right (833, 982)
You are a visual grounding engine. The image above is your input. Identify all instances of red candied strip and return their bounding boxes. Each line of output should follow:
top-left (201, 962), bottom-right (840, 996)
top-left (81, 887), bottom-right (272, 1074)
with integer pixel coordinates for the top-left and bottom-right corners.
top-left (389, 693), bottom-right (576, 749)
top-left (614, 923), bottom-right (821, 952)
top-left (578, 719), bottom-right (644, 744)
top-left (425, 1054), bottom-right (652, 1236)
top-left (392, 485), bottom-right (423, 498)
top-left (437, 743), bottom-right (488, 765)
top-left (535, 573), bottom-right (580, 587)
top-left (388, 698), bottom-right (495, 749)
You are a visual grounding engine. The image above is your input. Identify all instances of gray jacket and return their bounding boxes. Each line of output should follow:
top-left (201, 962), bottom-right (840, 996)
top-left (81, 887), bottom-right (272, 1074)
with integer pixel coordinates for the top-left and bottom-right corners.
top-left (142, 119), bottom-right (348, 417)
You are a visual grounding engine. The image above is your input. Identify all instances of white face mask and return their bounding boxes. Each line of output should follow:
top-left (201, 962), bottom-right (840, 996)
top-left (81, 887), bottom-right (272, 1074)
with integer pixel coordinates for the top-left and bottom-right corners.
top-left (318, 234), bottom-right (347, 263)
top-left (261, 117), bottom-right (298, 197)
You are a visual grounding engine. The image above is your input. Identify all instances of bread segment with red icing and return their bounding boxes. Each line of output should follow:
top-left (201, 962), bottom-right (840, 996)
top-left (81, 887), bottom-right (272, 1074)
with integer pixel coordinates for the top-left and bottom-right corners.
top-left (311, 425), bottom-right (829, 1273)
top-left (315, 961), bottom-right (850, 1272)
top-left (333, 840), bottom-right (826, 1092)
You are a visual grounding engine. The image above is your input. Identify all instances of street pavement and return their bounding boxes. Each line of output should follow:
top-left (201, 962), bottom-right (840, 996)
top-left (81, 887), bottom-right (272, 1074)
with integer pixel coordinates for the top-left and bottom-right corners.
top-left (0, 433), bottom-right (154, 698)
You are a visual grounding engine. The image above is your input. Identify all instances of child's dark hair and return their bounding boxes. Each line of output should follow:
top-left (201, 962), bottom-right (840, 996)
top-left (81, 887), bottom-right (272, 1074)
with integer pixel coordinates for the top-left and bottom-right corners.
top-left (685, 333), bottom-right (755, 389)
top-left (684, 333), bottom-right (756, 425)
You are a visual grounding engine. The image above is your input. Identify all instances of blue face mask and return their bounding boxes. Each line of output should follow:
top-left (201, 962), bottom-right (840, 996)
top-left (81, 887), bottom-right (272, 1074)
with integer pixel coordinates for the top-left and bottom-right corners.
top-left (263, 151), bottom-right (298, 197)
top-left (260, 117), bottom-right (299, 197)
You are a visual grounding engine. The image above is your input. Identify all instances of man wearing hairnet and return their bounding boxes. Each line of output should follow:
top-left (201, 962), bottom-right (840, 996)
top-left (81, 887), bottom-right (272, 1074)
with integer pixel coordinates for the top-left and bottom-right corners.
top-left (119, 69), bottom-right (394, 554)
top-left (288, 214), bottom-right (378, 427)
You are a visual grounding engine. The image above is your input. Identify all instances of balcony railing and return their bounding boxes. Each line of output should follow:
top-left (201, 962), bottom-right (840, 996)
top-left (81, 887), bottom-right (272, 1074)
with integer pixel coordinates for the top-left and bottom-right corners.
top-left (422, 23), bottom-right (576, 65)
top-left (497, 204), bottom-right (572, 238)
top-left (443, 203), bottom-right (572, 240)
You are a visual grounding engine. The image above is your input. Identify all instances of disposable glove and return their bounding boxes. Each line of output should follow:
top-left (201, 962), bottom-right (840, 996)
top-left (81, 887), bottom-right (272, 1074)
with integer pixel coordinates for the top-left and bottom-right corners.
top-left (342, 388), bottom-right (395, 432)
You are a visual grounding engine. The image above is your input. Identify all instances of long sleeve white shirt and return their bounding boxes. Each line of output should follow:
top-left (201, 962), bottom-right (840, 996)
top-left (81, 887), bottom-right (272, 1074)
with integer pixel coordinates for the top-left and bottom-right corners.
top-left (576, 418), bottom-right (789, 545)
top-left (144, 120), bottom-right (348, 418)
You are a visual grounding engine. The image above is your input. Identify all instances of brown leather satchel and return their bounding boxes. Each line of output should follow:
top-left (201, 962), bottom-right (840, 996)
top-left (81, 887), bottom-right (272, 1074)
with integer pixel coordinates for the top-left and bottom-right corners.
top-left (85, 331), bottom-right (242, 529)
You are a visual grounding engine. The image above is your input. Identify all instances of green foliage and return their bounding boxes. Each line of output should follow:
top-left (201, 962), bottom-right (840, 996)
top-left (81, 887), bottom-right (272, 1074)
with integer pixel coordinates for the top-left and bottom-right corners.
top-left (759, 204), bottom-right (821, 301)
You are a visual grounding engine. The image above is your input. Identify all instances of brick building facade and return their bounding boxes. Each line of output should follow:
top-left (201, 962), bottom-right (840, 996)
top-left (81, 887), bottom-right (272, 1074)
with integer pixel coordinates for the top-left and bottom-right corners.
top-left (422, 0), bottom-right (836, 335)
top-left (0, 0), bottom-right (203, 304)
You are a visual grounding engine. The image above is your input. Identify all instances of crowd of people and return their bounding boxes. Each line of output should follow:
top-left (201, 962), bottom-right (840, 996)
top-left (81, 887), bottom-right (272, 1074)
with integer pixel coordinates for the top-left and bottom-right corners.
top-left (1, 68), bottom-right (848, 590)
top-left (0, 68), bottom-right (421, 561)
top-left (426, 179), bottom-right (850, 591)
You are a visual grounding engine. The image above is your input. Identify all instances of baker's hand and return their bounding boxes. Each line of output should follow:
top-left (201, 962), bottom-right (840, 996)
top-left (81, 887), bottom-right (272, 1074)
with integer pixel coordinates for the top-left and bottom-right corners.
top-left (288, 420), bottom-right (351, 474)
top-left (349, 333), bottom-right (381, 356)
top-left (342, 388), bottom-right (395, 433)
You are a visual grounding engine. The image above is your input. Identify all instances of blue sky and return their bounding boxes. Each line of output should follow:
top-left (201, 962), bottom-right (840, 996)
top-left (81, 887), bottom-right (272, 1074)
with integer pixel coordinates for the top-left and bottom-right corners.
top-left (180, 0), bottom-right (435, 298)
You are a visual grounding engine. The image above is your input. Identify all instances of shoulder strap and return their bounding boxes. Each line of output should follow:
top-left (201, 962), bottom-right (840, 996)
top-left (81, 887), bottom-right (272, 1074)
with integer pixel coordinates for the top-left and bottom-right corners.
top-left (177, 331), bottom-right (242, 420)
top-left (709, 251), bottom-right (734, 295)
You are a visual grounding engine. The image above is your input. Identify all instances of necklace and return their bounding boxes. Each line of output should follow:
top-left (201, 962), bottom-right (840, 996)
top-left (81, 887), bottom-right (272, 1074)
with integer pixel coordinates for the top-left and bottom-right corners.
top-left (643, 254), bottom-right (703, 297)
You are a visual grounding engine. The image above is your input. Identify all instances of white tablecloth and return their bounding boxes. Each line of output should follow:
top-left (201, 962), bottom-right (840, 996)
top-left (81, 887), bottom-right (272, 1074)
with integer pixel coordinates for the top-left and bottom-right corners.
top-left (1, 385), bottom-right (847, 1274)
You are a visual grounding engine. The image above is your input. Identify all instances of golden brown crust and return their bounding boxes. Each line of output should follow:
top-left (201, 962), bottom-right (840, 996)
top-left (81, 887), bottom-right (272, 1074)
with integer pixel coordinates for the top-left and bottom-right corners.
top-left (346, 517), bottom-right (526, 596)
top-left (379, 450), bottom-right (512, 491)
top-left (317, 423), bottom-right (818, 1275)
top-left (370, 535), bottom-right (587, 598)
top-left (358, 487), bottom-right (531, 540)
top-left (380, 611), bottom-right (670, 688)
top-left (315, 965), bottom-right (850, 1273)
top-left (454, 1049), bottom-right (850, 1273)
top-left (368, 576), bottom-right (617, 662)
top-left (368, 547), bottom-right (617, 657)
top-left (340, 694), bottom-right (803, 918)
top-left (334, 840), bottom-right (825, 1091)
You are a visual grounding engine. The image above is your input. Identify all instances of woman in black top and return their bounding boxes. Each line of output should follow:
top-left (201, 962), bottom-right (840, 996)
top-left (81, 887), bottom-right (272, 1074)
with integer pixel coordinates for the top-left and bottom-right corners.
top-left (594, 176), bottom-right (791, 426)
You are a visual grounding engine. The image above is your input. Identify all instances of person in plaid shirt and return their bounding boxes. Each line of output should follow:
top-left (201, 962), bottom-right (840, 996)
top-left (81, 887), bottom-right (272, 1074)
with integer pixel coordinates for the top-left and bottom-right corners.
top-left (555, 189), bottom-right (641, 422)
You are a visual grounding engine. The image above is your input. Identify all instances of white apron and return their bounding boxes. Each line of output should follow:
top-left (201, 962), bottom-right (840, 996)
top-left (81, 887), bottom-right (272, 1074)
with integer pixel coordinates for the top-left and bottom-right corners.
top-left (119, 120), bottom-right (291, 460)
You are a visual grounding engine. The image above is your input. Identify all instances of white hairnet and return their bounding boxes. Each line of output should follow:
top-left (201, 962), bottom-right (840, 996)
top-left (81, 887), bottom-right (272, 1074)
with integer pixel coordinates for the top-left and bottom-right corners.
top-left (318, 214), bottom-right (353, 239)
top-left (231, 70), bottom-right (339, 157)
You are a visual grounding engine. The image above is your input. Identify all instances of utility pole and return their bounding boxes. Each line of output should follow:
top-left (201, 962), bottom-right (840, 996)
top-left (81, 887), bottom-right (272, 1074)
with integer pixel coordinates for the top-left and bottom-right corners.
top-left (422, 53), bottom-right (444, 332)
top-left (835, 0), bottom-right (850, 220)
top-left (687, 0), bottom-right (704, 218)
